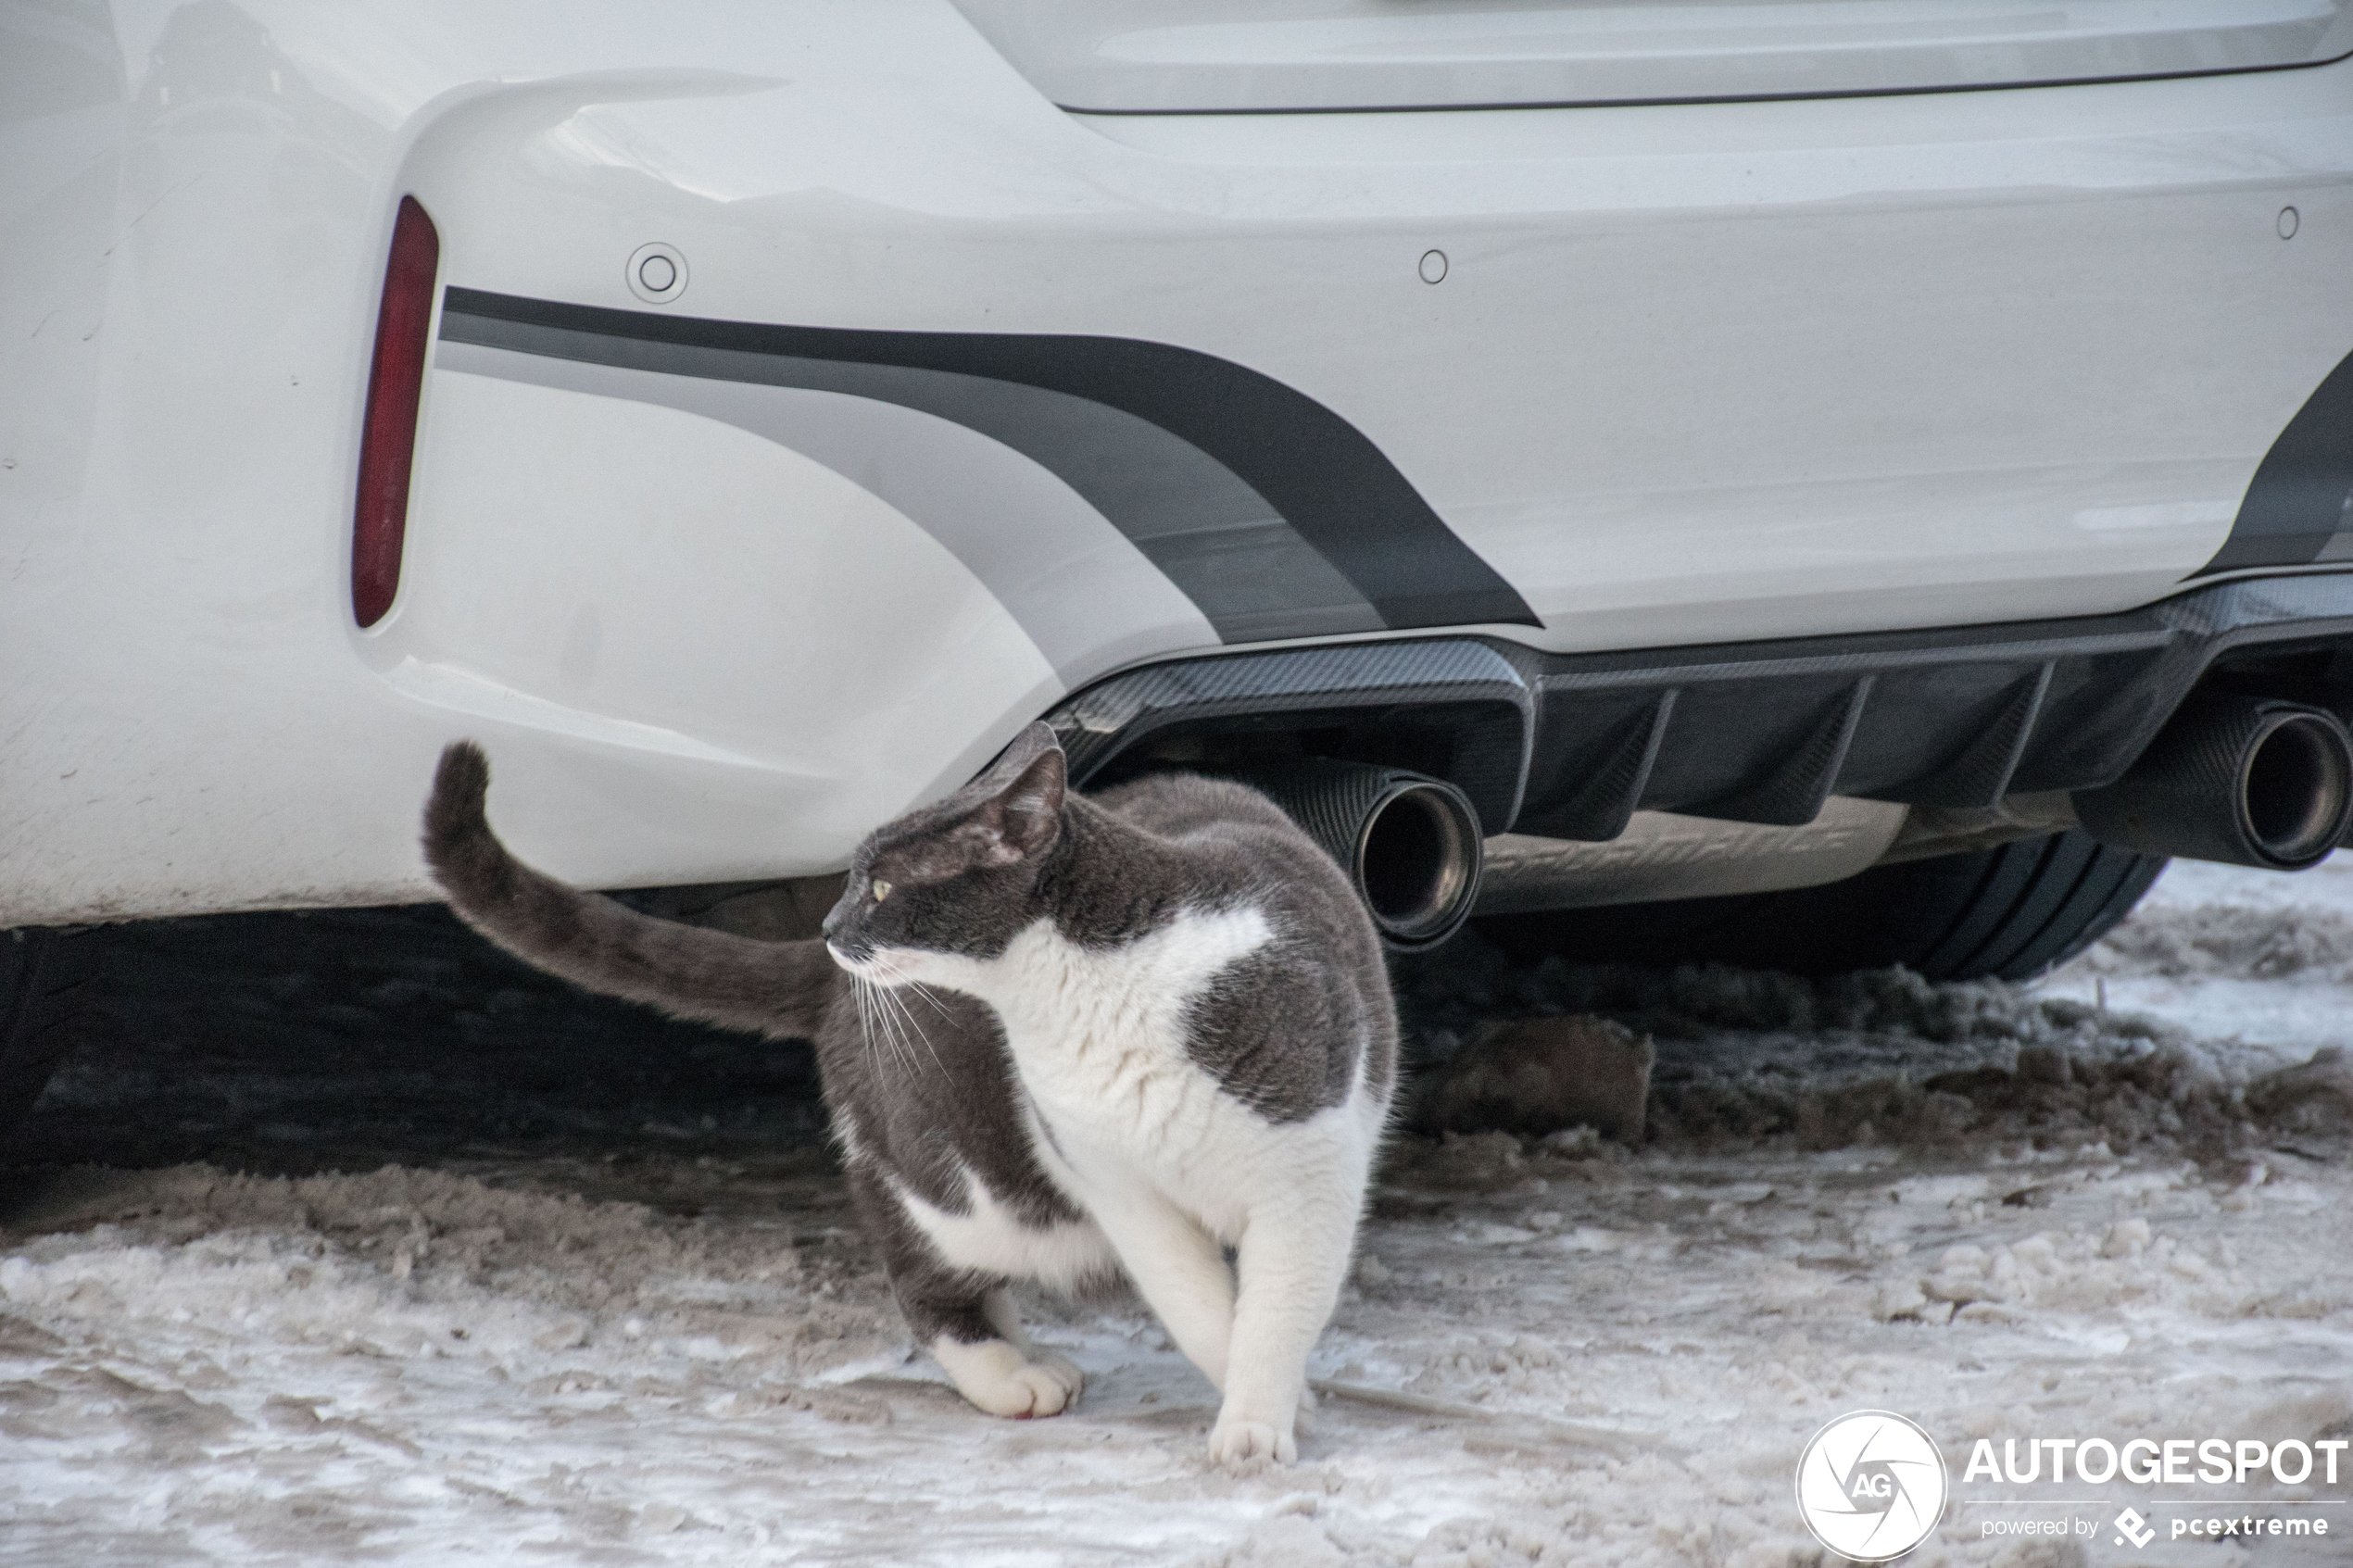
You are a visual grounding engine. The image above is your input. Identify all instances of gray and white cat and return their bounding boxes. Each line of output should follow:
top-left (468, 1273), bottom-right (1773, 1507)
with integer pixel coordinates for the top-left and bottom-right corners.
top-left (423, 722), bottom-right (1397, 1463)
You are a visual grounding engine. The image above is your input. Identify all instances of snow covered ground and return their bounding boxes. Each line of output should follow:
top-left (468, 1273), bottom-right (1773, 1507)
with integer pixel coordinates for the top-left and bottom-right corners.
top-left (4, 861), bottom-right (2351, 1566)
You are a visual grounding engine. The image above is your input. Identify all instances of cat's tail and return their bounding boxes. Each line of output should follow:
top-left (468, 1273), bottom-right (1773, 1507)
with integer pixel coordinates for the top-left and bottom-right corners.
top-left (422, 740), bottom-right (835, 1041)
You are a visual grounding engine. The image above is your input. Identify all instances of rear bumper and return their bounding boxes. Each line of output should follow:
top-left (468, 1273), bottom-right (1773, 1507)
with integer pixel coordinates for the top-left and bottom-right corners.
top-left (8, 6), bottom-right (2353, 925)
top-left (1050, 570), bottom-right (2353, 842)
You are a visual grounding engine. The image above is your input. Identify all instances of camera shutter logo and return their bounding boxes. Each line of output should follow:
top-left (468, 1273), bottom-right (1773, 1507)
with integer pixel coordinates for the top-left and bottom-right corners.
top-left (1794, 1411), bottom-right (1948, 1561)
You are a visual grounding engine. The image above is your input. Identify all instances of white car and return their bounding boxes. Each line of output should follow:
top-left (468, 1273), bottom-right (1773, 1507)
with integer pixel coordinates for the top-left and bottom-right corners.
top-left (7, 2), bottom-right (2353, 1128)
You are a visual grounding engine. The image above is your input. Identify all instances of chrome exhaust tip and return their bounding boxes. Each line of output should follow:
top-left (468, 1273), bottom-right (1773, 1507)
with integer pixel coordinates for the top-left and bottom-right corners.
top-left (1229, 759), bottom-right (1485, 951)
top-left (2072, 693), bottom-right (2353, 871)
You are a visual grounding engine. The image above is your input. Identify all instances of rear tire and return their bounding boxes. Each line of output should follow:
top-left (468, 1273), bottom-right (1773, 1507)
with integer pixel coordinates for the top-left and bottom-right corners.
top-left (0, 927), bottom-right (107, 1148)
top-left (1477, 830), bottom-right (2166, 983)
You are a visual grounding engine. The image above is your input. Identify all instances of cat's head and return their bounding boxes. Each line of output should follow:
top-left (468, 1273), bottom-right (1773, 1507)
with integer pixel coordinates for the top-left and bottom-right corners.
top-left (822, 721), bottom-right (1067, 984)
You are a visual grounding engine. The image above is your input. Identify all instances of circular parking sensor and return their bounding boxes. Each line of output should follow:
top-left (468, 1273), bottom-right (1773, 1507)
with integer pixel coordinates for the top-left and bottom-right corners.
top-left (626, 242), bottom-right (688, 305)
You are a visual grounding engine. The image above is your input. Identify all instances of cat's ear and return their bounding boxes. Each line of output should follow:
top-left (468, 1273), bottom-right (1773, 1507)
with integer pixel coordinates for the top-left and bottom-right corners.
top-left (966, 742), bottom-right (1065, 864)
top-left (974, 721), bottom-right (1061, 792)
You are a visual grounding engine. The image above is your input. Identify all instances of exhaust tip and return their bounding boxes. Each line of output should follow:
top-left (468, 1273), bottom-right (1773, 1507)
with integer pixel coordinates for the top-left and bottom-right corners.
top-left (1355, 780), bottom-right (1482, 948)
top-left (2240, 709), bottom-right (2352, 868)
top-left (1221, 759), bottom-right (1485, 951)
top-left (2074, 693), bottom-right (2353, 871)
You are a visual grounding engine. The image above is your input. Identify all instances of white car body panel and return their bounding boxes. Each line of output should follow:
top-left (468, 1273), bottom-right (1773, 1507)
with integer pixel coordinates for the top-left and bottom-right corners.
top-left (3, 0), bottom-right (2351, 924)
top-left (390, 371), bottom-right (1064, 871)
top-left (952, 0), bottom-right (2353, 112)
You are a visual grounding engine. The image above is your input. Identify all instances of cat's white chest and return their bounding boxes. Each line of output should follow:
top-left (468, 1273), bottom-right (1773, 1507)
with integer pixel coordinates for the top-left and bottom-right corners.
top-left (983, 907), bottom-right (1275, 1177)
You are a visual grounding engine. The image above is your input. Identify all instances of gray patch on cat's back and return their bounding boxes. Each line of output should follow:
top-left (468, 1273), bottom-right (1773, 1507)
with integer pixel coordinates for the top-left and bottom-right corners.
top-left (1181, 940), bottom-right (1368, 1123)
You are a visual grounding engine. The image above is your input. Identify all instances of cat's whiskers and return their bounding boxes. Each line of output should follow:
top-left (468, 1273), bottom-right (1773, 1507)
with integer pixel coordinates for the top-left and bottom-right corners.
top-left (849, 972), bottom-right (889, 1075)
top-left (848, 969), bottom-right (867, 1055)
top-left (856, 972), bottom-right (926, 1079)
top-left (871, 973), bottom-right (918, 1075)
top-left (902, 978), bottom-right (957, 1022)
top-left (878, 978), bottom-right (946, 1076)
top-left (857, 974), bottom-right (900, 1076)
top-left (865, 972), bottom-right (899, 1072)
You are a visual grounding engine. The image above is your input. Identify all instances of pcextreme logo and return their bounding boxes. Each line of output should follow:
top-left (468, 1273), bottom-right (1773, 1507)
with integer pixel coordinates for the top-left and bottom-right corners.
top-left (1794, 1411), bottom-right (1950, 1562)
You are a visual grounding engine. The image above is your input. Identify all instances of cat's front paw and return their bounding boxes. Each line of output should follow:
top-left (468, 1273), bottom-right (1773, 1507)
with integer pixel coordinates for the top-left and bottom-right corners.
top-left (1029, 1350), bottom-right (1086, 1409)
top-left (1208, 1414), bottom-right (1296, 1467)
top-left (935, 1336), bottom-right (1085, 1419)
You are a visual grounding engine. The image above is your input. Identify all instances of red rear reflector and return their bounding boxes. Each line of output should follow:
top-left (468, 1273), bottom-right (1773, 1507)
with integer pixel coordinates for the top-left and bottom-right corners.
top-left (352, 195), bottom-right (439, 628)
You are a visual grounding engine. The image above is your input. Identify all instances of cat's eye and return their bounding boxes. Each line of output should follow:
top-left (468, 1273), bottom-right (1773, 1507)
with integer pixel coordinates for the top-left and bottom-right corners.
top-left (872, 880), bottom-right (892, 902)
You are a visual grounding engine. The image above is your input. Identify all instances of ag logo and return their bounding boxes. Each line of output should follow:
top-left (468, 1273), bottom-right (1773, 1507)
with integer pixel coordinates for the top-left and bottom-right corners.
top-left (1794, 1411), bottom-right (1948, 1562)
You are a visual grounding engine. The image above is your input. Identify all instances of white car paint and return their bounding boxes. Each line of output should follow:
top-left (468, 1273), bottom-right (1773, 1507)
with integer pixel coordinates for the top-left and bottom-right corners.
top-left (3, 0), bottom-right (2350, 925)
top-left (951, 0), bottom-right (2353, 111)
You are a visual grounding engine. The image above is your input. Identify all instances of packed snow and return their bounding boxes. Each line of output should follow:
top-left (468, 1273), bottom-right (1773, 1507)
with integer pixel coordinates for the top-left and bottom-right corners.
top-left (4, 861), bottom-right (2350, 1565)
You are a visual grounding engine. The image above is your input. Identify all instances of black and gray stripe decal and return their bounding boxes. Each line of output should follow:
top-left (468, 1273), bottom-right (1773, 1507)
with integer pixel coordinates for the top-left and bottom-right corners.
top-left (2196, 346), bottom-right (2353, 576)
top-left (437, 288), bottom-right (1538, 639)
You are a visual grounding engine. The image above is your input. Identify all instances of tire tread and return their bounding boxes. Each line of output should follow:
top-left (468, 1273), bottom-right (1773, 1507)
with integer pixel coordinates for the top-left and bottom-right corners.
top-left (1477, 829), bottom-right (2167, 984)
top-left (0, 928), bottom-right (107, 1142)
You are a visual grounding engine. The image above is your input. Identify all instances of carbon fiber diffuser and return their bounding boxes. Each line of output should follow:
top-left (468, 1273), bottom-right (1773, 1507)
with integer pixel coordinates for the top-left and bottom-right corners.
top-left (2072, 692), bottom-right (2353, 870)
top-left (1226, 759), bottom-right (1485, 951)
